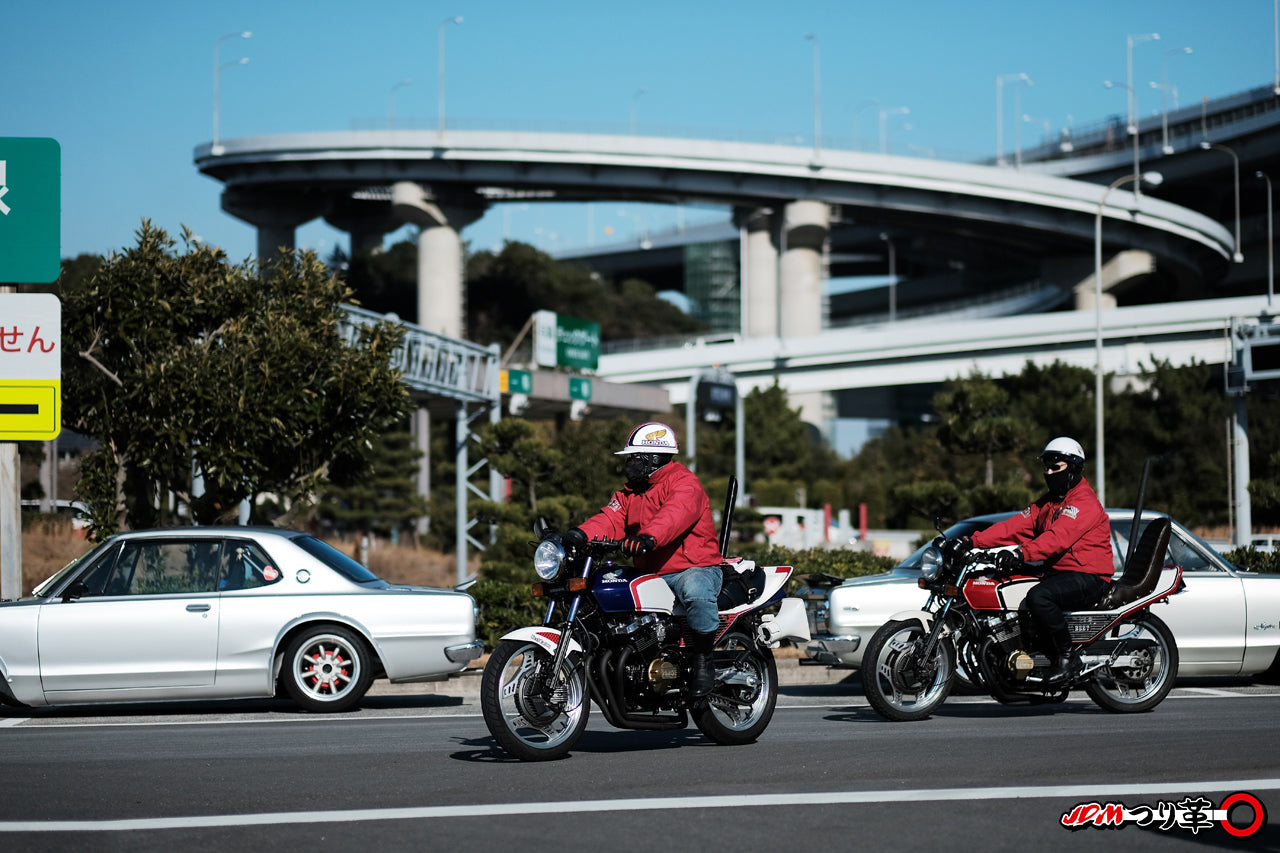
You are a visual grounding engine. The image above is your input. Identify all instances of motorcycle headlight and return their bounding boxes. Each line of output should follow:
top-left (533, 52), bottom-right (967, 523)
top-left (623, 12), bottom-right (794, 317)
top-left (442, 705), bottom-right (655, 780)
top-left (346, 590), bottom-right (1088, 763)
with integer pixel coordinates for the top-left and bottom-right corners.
top-left (920, 545), bottom-right (944, 582)
top-left (533, 539), bottom-right (566, 581)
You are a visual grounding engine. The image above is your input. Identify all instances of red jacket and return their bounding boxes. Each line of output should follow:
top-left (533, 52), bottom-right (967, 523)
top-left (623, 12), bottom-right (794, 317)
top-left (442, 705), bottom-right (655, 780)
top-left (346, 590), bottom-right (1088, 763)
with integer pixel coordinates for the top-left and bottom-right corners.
top-left (578, 461), bottom-right (724, 575)
top-left (971, 478), bottom-right (1114, 579)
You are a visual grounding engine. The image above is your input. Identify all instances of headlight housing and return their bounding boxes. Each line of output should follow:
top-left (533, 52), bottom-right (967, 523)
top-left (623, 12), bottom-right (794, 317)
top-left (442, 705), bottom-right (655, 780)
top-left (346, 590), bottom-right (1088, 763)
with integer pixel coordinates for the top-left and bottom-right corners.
top-left (533, 539), bottom-right (566, 581)
top-left (920, 544), bottom-right (944, 582)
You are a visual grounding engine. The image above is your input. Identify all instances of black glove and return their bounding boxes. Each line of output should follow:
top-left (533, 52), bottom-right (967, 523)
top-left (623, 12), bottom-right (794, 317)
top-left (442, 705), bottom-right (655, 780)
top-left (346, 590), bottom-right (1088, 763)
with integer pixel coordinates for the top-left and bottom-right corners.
top-left (940, 536), bottom-right (972, 560)
top-left (622, 534), bottom-right (655, 558)
top-left (562, 527), bottom-right (588, 552)
top-left (993, 548), bottom-right (1023, 576)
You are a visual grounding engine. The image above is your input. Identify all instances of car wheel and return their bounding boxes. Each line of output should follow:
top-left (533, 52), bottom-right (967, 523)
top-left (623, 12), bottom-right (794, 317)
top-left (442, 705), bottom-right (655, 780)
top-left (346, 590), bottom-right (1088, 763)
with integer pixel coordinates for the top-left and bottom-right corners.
top-left (280, 625), bottom-right (374, 712)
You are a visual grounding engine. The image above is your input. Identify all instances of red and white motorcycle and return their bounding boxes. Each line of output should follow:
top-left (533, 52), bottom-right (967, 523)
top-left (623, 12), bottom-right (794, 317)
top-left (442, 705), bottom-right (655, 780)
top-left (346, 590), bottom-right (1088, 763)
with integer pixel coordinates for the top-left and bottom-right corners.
top-left (861, 516), bottom-right (1184, 720)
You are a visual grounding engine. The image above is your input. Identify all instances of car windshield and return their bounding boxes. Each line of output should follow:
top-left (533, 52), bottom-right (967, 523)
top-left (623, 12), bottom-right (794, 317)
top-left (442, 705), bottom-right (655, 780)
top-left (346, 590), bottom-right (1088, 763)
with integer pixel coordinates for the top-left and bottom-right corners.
top-left (31, 541), bottom-right (112, 598)
top-left (893, 519), bottom-right (998, 573)
top-left (292, 536), bottom-right (384, 584)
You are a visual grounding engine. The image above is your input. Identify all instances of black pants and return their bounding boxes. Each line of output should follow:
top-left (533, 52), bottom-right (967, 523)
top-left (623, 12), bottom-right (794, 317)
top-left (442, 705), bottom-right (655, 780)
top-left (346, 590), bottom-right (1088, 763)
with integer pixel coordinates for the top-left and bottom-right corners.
top-left (1024, 570), bottom-right (1109, 643)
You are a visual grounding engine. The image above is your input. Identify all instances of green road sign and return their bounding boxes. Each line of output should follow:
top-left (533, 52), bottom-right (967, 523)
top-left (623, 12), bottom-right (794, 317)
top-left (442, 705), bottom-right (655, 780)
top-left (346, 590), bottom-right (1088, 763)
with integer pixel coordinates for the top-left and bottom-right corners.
top-left (502, 368), bottom-right (533, 394)
top-left (0, 138), bottom-right (61, 284)
top-left (534, 310), bottom-right (601, 370)
top-left (569, 377), bottom-right (592, 401)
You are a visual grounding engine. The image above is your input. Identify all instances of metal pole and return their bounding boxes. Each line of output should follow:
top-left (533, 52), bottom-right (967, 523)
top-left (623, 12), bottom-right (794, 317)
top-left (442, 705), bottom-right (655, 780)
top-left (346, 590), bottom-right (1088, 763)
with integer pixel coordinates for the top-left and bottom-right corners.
top-left (735, 388), bottom-right (746, 506)
top-left (1233, 397), bottom-right (1252, 546)
top-left (1261, 171), bottom-right (1275, 309)
top-left (0, 442), bottom-right (18, 600)
top-left (687, 375), bottom-right (699, 474)
top-left (438, 16), bottom-right (462, 134)
top-left (805, 33), bottom-right (821, 160)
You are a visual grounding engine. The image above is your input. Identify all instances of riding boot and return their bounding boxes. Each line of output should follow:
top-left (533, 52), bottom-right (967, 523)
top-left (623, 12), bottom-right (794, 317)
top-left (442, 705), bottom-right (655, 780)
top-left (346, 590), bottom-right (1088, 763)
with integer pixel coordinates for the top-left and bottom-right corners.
top-left (690, 632), bottom-right (717, 696)
top-left (1045, 629), bottom-right (1081, 685)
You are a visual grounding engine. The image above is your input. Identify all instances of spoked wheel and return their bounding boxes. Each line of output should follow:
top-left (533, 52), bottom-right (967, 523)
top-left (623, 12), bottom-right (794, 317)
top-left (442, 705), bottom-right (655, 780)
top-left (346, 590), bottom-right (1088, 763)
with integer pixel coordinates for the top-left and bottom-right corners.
top-left (1084, 613), bottom-right (1178, 713)
top-left (693, 631), bottom-right (778, 745)
top-left (481, 640), bottom-right (590, 761)
top-left (861, 619), bottom-right (955, 721)
top-left (279, 625), bottom-right (374, 712)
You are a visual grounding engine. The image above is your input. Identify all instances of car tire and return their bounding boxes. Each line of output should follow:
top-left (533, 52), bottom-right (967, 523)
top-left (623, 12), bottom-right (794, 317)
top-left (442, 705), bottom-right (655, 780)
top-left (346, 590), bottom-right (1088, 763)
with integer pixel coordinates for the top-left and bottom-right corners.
top-left (279, 625), bottom-right (374, 713)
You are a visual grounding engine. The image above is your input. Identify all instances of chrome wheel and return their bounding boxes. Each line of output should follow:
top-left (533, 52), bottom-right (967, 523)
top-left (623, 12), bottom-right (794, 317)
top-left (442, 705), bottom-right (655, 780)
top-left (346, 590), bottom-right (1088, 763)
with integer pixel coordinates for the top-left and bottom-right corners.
top-left (280, 626), bottom-right (373, 712)
top-left (481, 640), bottom-right (590, 761)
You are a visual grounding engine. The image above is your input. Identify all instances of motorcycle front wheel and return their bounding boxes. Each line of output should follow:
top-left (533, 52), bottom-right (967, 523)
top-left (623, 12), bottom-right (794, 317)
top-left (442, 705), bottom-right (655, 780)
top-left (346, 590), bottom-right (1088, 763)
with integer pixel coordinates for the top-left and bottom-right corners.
top-left (693, 631), bottom-right (778, 745)
top-left (481, 639), bottom-right (590, 761)
top-left (861, 619), bottom-right (955, 721)
top-left (1083, 612), bottom-right (1178, 713)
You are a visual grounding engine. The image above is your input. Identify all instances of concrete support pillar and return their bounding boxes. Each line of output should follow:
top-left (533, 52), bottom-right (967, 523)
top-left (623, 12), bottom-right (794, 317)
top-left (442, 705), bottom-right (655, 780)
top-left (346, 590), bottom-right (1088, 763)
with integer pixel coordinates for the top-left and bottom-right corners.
top-left (391, 182), bottom-right (485, 337)
top-left (221, 186), bottom-right (329, 267)
top-left (788, 390), bottom-right (835, 439)
top-left (1233, 396), bottom-right (1251, 546)
top-left (735, 207), bottom-right (779, 339)
top-left (1, 443), bottom-right (19, 600)
top-left (325, 197), bottom-right (402, 260)
top-left (779, 200), bottom-right (829, 339)
top-left (413, 407), bottom-right (431, 537)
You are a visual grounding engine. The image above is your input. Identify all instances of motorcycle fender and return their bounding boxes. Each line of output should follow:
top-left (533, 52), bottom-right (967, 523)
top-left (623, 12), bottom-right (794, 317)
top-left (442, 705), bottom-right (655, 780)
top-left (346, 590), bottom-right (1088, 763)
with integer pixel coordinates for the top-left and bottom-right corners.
top-left (498, 626), bottom-right (584, 657)
top-left (759, 597), bottom-right (811, 644)
top-left (887, 610), bottom-right (934, 632)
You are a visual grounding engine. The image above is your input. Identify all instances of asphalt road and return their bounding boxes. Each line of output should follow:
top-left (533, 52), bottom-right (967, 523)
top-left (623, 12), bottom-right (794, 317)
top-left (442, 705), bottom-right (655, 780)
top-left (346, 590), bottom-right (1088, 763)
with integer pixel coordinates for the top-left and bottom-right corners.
top-left (0, 680), bottom-right (1277, 852)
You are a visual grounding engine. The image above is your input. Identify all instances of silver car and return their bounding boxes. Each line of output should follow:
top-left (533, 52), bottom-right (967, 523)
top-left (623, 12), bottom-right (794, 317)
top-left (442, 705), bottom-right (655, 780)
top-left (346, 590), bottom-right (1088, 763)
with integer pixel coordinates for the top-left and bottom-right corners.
top-left (0, 527), bottom-right (482, 712)
top-left (805, 511), bottom-right (1280, 680)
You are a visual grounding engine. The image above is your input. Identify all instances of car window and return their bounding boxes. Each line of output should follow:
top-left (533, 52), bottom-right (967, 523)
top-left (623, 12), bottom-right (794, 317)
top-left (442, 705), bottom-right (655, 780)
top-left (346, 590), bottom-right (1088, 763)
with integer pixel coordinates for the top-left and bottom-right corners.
top-left (292, 535), bottom-right (383, 584)
top-left (96, 540), bottom-right (223, 596)
top-left (219, 540), bottom-right (283, 591)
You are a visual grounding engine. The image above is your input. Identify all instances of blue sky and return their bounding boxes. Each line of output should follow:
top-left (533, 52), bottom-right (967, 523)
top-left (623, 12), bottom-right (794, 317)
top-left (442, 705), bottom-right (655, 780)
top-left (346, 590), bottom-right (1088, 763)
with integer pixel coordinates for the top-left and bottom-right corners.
top-left (5, 0), bottom-right (1276, 267)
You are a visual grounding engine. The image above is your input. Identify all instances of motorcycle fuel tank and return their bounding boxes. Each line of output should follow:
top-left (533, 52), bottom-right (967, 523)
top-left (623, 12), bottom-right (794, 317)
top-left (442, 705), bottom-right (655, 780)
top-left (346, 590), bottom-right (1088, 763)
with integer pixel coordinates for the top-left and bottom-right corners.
top-left (592, 566), bottom-right (676, 614)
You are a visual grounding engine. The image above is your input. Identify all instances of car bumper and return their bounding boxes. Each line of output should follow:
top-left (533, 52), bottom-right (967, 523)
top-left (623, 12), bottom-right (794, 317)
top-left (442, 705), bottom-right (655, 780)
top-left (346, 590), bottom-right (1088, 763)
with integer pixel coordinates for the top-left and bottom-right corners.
top-left (805, 633), bottom-right (861, 665)
top-left (444, 640), bottom-right (485, 664)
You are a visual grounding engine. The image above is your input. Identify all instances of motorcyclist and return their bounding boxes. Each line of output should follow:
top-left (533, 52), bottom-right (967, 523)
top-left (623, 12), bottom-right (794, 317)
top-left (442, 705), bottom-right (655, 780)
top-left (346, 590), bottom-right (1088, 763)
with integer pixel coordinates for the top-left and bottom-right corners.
top-left (566, 421), bottom-right (725, 696)
top-left (964, 437), bottom-right (1113, 684)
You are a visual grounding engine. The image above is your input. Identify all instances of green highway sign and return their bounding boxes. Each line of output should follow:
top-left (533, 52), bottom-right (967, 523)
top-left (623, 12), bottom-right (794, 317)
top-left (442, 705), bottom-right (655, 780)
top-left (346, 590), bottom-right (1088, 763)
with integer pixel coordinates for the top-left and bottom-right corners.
top-left (502, 368), bottom-right (533, 394)
top-left (569, 377), bottom-right (592, 401)
top-left (0, 138), bottom-right (61, 284)
top-left (533, 310), bottom-right (601, 370)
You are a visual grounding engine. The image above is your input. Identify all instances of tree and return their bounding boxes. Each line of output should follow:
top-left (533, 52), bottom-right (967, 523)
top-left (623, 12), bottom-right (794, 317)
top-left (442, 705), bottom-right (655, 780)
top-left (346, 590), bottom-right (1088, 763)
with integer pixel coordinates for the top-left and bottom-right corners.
top-left (62, 221), bottom-right (412, 536)
top-left (315, 428), bottom-right (427, 542)
top-left (934, 373), bottom-right (1030, 486)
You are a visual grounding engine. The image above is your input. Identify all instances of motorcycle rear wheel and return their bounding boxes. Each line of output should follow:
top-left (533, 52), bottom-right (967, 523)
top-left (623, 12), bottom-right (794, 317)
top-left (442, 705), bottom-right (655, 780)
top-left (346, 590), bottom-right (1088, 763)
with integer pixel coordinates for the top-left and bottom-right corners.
top-left (861, 619), bottom-right (955, 722)
top-left (481, 639), bottom-right (590, 761)
top-left (1083, 612), bottom-right (1178, 713)
top-left (693, 631), bottom-right (778, 745)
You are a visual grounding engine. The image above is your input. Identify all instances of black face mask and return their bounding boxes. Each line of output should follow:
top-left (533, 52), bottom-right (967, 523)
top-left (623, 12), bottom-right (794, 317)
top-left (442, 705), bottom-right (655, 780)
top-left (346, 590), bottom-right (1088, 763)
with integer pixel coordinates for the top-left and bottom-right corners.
top-left (1044, 468), bottom-right (1082, 501)
top-left (625, 454), bottom-right (667, 491)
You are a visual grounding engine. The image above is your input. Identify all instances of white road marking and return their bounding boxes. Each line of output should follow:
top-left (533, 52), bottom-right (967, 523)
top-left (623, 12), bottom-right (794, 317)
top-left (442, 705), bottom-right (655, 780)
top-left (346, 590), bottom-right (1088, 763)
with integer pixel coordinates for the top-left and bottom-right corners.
top-left (0, 718), bottom-right (27, 728)
top-left (1, 778), bottom-right (1277, 832)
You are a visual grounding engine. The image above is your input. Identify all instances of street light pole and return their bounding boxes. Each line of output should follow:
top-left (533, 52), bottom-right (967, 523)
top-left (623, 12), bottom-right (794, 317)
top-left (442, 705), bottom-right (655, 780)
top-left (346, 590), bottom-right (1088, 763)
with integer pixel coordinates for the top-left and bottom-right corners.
top-left (1158, 47), bottom-right (1192, 153)
top-left (630, 88), bottom-right (646, 134)
top-left (1259, 171), bottom-right (1275, 309)
top-left (213, 31), bottom-right (251, 154)
top-left (879, 106), bottom-right (909, 154)
top-left (1094, 170), bottom-right (1163, 504)
top-left (995, 73), bottom-right (1031, 166)
top-left (438, 16), bottom-right (463, 133)
top-left (879, 233), bottom-right (897, 322)
top-left (1125, 33), bottom-right (1159, 195)
top-left (387, 78), bottom-right (412, 129)
top-left (1201, 141), bottom-right (1245, 262)
top-left (805, 33), bottom-right (821, 160)
top-left (1104, 79), bottom-right (1146, 197)
top-left (852, 98), bottom-right (878, 151)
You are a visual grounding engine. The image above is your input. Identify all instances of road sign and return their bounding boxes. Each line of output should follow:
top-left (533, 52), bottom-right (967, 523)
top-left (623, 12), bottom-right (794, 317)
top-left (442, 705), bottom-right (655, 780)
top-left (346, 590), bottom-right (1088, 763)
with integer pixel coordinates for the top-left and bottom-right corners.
top-left (501, 368), bottom-right (533, 394)
top-left (533, 310), bottom-right (601, 370)
top-left (0, 138), bottom-right (61, 284)
top-left (569, 377), bottom-right (592, 401)
top-left (0, 293), bottom-right (61, 439)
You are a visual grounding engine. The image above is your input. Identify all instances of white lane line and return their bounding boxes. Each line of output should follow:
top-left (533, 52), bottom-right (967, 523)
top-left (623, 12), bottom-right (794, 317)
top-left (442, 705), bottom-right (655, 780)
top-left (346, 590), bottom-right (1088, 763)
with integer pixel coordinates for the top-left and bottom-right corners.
top-left (1181, 687), bottom-right (1251, 697)
top-left (0, 718), bottom-right (27, 728)
top-left (2, 778), bottom-right (1277, 832)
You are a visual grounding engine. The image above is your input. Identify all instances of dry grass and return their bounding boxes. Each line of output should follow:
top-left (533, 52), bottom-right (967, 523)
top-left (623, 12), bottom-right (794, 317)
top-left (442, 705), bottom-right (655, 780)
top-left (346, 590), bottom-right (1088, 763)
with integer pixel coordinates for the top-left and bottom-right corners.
top-left (12, 522), bottom-right (475, 596)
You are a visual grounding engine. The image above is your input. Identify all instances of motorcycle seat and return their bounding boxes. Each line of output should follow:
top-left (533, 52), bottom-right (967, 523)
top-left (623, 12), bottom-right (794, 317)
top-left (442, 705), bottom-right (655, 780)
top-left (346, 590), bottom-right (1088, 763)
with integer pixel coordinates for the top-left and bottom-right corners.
top-left (718, 563), bottom-right (765, 609)
top-left (1098, 518), bottom-right (1171, 610)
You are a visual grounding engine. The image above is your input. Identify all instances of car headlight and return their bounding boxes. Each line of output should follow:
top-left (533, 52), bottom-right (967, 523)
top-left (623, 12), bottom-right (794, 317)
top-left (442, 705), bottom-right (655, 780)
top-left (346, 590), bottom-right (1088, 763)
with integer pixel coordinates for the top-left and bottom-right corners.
top-left (920, 545), bottom-right (944, 582)
top-left (534, 539), bottom-right (566, 581)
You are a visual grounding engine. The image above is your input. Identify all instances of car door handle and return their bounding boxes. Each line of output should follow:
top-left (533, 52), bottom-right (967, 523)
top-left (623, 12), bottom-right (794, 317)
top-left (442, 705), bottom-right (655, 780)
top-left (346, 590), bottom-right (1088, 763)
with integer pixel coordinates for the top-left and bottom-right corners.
top-left (186, 603), bottom-right (211, 612)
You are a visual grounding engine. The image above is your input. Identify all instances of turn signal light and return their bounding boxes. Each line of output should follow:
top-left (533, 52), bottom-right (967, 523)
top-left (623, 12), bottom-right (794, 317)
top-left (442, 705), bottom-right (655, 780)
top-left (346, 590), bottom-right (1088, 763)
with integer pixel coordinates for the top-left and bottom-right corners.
top-left (531, 582), bottom-right (547, 597)
top-left (917, 578), bottom-right (927, 589)
top-left (567, 577), bottom-right (589, 592)
top-left (943, 584), bottom-right (959, 597)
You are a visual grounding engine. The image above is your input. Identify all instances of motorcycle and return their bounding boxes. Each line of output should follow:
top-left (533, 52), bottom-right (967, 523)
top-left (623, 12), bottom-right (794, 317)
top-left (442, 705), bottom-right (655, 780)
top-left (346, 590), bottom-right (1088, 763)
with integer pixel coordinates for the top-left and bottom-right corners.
top-left (480, 482), bottom-right (811, 761)
top-left (861, 514), bottom-right (1184, 721)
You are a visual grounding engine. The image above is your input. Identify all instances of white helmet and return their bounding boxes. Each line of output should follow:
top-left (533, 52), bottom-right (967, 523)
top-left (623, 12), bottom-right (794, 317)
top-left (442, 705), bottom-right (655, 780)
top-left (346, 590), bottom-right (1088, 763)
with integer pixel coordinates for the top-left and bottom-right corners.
top-left (1040, 437), bottom-right (1085, 464)
top-left (615, 422), bottom-right (679, 455)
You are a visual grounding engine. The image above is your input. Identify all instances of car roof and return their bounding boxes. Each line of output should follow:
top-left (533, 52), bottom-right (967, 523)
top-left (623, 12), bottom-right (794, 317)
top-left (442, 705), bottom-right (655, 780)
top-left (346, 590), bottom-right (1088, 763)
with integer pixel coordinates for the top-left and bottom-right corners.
top-left (106, 526), bottom-right (308, 541)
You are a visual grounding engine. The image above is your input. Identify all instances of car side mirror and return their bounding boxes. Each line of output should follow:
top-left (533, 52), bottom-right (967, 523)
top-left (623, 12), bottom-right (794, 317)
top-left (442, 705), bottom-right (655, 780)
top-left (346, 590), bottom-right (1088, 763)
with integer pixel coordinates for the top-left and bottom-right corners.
top-left (61, 580), bottom-right (88, 603)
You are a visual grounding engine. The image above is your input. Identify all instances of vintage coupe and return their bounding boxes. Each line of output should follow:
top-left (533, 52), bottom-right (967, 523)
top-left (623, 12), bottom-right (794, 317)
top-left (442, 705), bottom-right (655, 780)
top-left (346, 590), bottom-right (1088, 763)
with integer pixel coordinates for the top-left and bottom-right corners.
top-left (0, 527), bottom-right (482, 712)
top-left (804, 511), bottom-right (1280, 681)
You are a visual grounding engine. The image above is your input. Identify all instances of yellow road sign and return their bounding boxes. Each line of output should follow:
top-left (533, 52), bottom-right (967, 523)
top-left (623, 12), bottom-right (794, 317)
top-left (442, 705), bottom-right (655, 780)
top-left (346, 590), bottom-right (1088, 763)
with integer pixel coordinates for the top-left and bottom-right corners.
top-left (0, 380), bottom-right (60, 440)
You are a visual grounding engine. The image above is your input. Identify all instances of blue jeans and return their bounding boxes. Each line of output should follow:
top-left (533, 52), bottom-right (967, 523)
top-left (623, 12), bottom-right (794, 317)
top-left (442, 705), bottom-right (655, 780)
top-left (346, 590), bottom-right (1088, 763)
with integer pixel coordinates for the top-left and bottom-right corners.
top-left (663, 565), bottom-right (722, 635)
